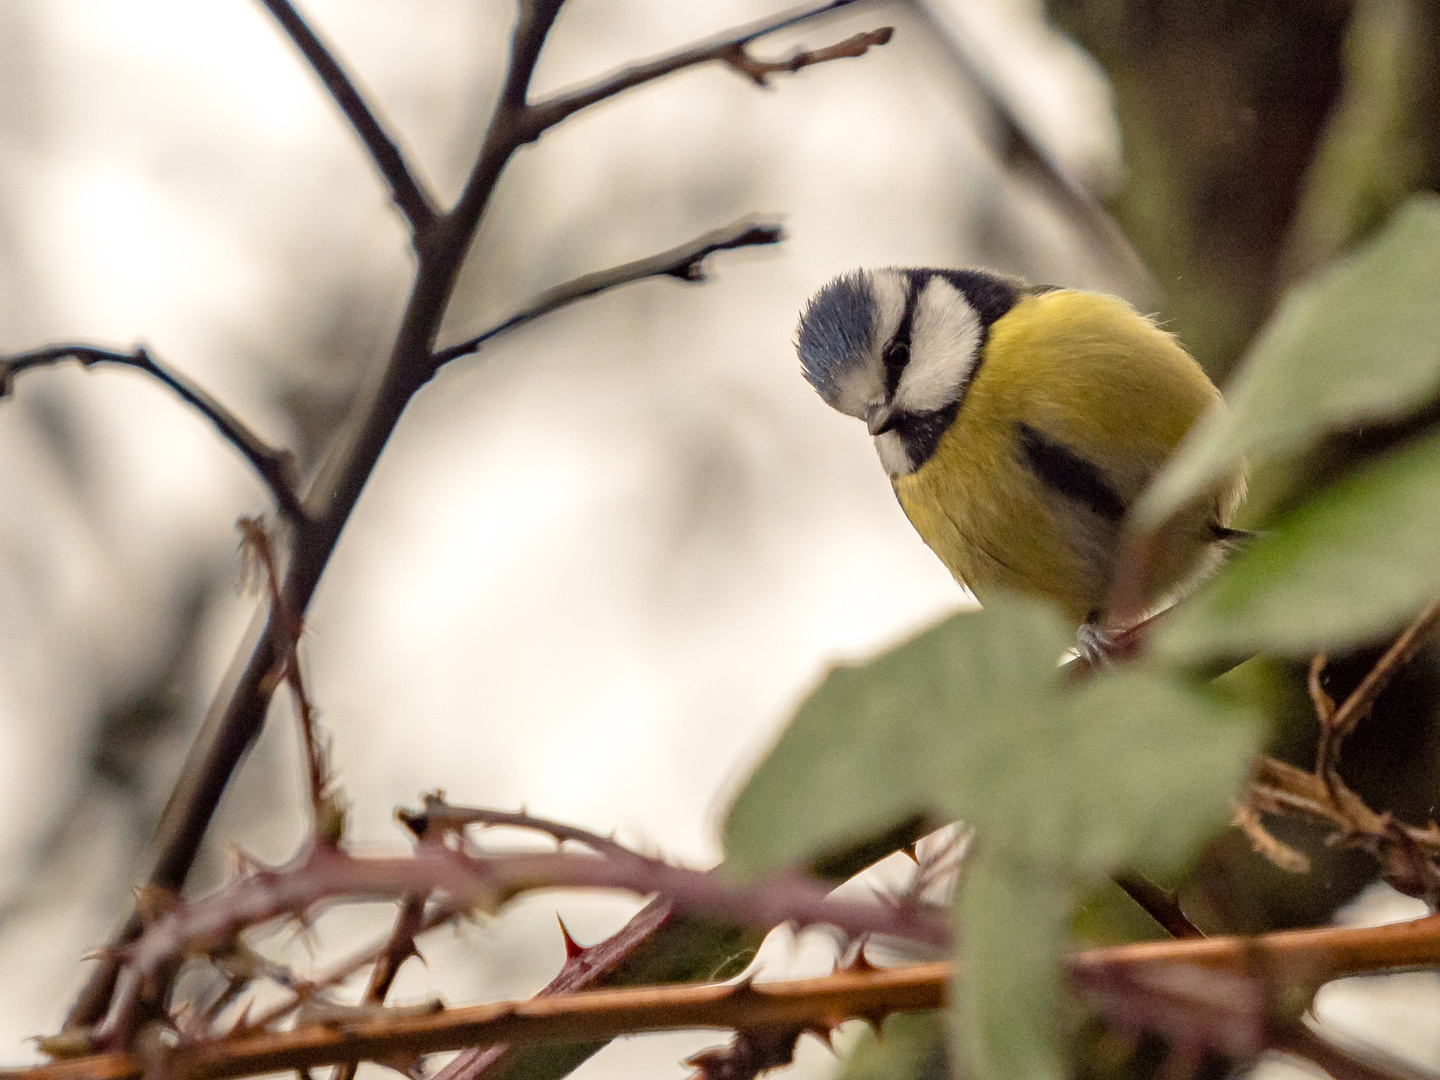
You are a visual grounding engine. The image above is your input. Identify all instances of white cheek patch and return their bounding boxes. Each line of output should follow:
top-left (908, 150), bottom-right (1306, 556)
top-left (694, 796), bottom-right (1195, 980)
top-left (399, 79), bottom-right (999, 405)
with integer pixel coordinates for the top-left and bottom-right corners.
top-left (870, 270), bottom-right (910, 359)
top-left (874, 431), bottom-right (914, 477)
top-left (895, 277), bottom-right (982, 414)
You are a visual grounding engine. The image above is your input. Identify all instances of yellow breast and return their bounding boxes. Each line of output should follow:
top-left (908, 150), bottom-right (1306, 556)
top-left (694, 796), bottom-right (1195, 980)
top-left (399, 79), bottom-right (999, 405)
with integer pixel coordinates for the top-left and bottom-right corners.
top-left (893, 288), bottom-right (1235, 626)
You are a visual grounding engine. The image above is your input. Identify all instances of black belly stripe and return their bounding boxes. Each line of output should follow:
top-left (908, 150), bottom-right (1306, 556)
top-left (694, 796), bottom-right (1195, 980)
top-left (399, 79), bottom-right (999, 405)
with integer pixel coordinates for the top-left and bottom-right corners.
top-left (1016, 422), bottom-right (1127, 522)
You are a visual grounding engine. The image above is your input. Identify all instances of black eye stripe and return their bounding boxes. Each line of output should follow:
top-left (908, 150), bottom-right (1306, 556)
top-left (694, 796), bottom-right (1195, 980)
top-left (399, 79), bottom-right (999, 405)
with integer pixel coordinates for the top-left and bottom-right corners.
top-left (882, 273), bottom-right (926, 394)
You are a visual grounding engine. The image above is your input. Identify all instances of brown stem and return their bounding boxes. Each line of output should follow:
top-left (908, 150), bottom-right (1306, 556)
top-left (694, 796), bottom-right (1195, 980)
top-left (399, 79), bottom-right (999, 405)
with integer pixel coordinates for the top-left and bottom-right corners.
top-left (255, 0), bottom-right (436, 233)
top-left (436, 814), bottom-right (936, 1080)
top-left (19, 965), bottom-right (949, 1080)
top-left (0, 344), bottom-right (306, 523)
top-left (239, 900), bottom-right (464, 1034)
top-left (29, 910), bottom-right (1440, 1080)
top-left (1250, 756), bottom-right (1440, 898)
top-left (431, 217), bottom-right (784, 367)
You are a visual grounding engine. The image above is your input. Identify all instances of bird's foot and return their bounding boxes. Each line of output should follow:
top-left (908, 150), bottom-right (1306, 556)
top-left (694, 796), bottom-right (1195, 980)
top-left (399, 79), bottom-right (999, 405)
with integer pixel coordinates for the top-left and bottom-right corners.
top-left (1075, 622), bottom-right (1122, 669)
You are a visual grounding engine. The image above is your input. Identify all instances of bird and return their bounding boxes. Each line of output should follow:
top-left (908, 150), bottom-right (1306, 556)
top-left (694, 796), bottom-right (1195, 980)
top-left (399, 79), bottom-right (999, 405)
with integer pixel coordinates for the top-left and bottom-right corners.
top-left (795, 267), bottom-right (1245, 644)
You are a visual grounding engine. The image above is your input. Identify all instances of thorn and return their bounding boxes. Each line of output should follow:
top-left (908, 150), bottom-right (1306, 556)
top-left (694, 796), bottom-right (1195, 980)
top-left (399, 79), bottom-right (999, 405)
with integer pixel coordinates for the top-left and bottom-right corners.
top-left (902, 841), bottom-right (921, 864)
top-left (842, 937), bottom-right (875, 973)
top-left (803, 1025), bottom-right (837, 1053)
top-left (725, 972), bottom-right (759, 999)
top-left (228, 1001), bottom-right (255, 1037)
top-left (556, 914), bottom-right (585, 961)
top-left (133, 885), bottom-right (180, 926)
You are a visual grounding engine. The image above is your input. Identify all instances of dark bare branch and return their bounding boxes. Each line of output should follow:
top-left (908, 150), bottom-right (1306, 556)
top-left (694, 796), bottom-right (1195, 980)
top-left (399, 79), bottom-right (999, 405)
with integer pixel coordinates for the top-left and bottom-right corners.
top-left (1270, 1023), bottom-right (1440, 1080)
top-left (65, 0), bottom-right (877, 1034)
top-left (526, 2), bottom-right (888, 136)
top-left (432, 217), bottom-right (784, 367)
top-left (1112, 870), bottom-right (1204, 940)
top-left (1327, 596), bottom-right (1440, 753)
top-left (256, 0), bottom-right (437, 233)
top-left (0, 344), bottom-right (306, 523)
top-left (499, 0), bottom-right (567, 109)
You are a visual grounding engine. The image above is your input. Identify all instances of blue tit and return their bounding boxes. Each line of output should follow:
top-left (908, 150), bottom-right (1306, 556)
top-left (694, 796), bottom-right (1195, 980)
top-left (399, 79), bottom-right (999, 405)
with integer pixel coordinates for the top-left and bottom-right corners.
top-left (796, 267), bottom-right (1245, 631)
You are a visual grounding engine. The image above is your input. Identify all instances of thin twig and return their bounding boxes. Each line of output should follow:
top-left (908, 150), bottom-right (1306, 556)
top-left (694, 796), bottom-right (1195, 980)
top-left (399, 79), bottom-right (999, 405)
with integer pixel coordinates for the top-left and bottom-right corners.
top-left (722, 28), bottom-right (893, 86)
top-left (1246, 600), bottom-right (1440, 897)
top-left (399, 795), bottom-right (635, 860)
top-left (1327, 596), bottom-right (1440, 750)
top-left (236, 900), bottom-right (464, 1035)
top-left (1232, 802), bottom-right (1310, 875)
top-left (0, 344), bottom-right (306, 523)
top-left (524, 2), bottom-right (887, 136)
top-left (255, 0), bottom-right (436, 233)
top-left (237, 519), bottom-right (340, 841)
top-left (1112, 871), bottom-right (1205, 939)
top-left (330, 893), bottom-right (428, 1080)
top-left (431, 218), bottom-right (784, 367)
top-left (94, 842), bottom-right (948, 1047)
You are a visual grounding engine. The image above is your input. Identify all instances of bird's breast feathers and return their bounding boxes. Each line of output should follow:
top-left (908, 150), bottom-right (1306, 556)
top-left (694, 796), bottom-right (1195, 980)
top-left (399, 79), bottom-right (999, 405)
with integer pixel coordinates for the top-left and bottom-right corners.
top-left (894, 289), bottom-right (1230, 623)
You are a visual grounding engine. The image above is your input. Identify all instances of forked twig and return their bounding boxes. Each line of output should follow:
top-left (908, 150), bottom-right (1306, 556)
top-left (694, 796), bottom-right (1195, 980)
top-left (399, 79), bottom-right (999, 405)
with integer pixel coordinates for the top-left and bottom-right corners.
top-left (523, 2), bottom-right (887, 135)
top-left (1321, 596), bottom-right (1440, 766)
top-left (59, 0), bottom-right (895, 1036)
top-left (1246, 598), bottom-right (1440, 898)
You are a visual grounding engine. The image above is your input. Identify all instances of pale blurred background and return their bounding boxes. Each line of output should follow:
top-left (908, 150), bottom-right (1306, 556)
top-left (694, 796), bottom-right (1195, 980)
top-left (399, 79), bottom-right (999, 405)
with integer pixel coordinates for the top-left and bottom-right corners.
top-left (0, 1), bottom-right (1435, 1077)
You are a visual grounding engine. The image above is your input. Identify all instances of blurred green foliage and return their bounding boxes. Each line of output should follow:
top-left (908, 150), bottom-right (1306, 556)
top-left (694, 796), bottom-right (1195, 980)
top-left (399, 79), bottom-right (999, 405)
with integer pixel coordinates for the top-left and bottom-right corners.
top-left (725, 599), bottom-right (1262, 1080)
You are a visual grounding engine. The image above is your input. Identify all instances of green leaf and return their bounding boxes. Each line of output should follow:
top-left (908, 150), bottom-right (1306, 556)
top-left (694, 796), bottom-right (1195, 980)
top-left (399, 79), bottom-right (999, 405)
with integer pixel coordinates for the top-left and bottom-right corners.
top-left (723, 599), bottom-right (1071, 880)
top-left (723, 597), bottom-right (1263, 1080)
top-left (1135, 194), bottom-right (1440, 531)
top-left (956, 862), bottom-right (1069, 1080)
top-left (837, 1012), bottom-right (948, 1080)
top-left (1159, 431), bottom-right (1440, 661)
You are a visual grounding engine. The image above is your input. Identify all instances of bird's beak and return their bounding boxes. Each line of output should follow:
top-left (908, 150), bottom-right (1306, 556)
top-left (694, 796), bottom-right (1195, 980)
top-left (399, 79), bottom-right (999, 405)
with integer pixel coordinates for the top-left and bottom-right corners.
top-left (866, 403), bottom-right (896, 436)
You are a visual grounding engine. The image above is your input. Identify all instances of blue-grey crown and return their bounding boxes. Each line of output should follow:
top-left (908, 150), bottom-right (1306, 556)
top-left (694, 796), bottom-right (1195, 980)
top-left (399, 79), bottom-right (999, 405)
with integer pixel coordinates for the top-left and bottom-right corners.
top-left (796, 271), bottom-right (874, 405)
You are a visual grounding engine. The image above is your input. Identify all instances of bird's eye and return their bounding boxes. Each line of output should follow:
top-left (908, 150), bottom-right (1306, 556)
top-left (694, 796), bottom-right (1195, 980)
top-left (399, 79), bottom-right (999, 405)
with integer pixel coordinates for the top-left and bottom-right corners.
top-left (883, 341), bottom-right (910, 368)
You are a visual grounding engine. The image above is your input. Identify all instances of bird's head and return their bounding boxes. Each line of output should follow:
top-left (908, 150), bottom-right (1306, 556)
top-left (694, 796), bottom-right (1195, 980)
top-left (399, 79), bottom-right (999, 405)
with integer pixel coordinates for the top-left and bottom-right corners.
top-left (796, 267), bottom-right (1023, 477)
